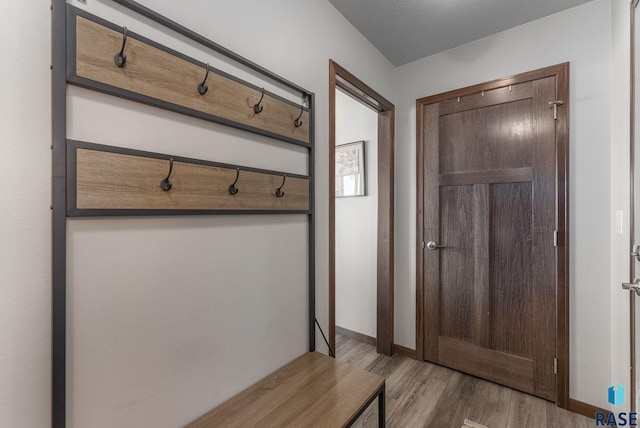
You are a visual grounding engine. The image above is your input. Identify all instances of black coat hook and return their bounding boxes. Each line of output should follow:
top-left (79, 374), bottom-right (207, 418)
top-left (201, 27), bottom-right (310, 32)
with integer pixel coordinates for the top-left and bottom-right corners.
top-left (253, 88), bottom-right (265, 114)
top-left (276, 174), bottom-right (286, 198)
top-left (160, 158), bottom-right (174, 191)
top-left (228, 168), bottom-right (240, 195)
top-left (114, 26), bottom-right (128, 68)
top-left (294, 105), bottom-right (304, 128)
top-left (197, 63), bottom-right (210, 95)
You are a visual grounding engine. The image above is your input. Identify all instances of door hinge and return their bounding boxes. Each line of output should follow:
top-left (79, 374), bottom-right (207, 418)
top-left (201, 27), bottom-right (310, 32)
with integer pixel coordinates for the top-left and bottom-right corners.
top-left (554, 357), bottom-right (558, 375)
top-left (553, 230), bottom-right (558, 247)
top-left (549, 100), bottom-right (565, 120)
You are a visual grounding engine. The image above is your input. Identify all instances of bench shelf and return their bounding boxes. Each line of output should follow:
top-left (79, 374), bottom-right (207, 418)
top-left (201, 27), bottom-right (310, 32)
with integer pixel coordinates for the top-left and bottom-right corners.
top-left (187, 352), bottom-right (386, 428)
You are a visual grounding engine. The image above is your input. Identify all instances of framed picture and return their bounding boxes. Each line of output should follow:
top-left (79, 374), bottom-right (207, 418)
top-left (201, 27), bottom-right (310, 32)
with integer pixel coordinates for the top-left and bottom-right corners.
top-left (335, 140), bottom-right (366, 197)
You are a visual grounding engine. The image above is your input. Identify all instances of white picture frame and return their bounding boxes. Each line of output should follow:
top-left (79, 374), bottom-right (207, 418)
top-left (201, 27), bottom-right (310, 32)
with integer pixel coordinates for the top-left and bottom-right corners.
top-left (335, 140), bottom-right (366, 197)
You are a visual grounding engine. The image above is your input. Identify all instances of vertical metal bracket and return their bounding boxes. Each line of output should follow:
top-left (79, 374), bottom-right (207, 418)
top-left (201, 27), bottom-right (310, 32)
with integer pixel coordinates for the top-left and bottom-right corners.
top-left (549, 100), bottom-right (565, 120)
top-left (553, 230), bottom-right (558, 247)
top-left (52, 0), bottom-right (68, 426)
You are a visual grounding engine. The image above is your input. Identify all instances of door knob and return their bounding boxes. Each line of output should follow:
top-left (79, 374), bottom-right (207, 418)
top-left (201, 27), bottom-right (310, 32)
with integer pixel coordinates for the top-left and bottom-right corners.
top-left (622, 278), bottom-right (640, 296)
top-left (632, 244), bottom-right (640, 262)
top-left (426, 241), bottom-right (444, 250)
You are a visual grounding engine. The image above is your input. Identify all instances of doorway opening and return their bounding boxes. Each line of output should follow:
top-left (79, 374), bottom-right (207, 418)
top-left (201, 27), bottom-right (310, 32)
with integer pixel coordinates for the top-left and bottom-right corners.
top-left (334, 92), bottom-right (378, 347)
top-left (329, 60), bottom-right (395, 356)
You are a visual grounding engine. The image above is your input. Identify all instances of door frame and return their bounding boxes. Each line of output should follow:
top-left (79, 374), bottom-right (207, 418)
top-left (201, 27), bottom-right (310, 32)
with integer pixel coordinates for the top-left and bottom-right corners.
top-left (329, 60), bottom-right (395, 356)
top-left (630, 0), bottom-right (639, 412)
top-left (415, 63), bottom-right (570, 407)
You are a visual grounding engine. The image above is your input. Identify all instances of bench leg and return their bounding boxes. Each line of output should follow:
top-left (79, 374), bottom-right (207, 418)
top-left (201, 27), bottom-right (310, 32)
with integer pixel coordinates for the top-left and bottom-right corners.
top-left (378, 383), bottom-right (385, 427)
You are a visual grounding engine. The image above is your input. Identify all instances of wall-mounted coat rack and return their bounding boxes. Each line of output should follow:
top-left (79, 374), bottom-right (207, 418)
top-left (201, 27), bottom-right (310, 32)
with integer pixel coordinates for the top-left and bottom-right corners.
top-left (67, 141), bottom-right (310, 215)
top-left (52, 2), bottom-right (316, 426)
top-left (67, 7), bottom-right (311, 146)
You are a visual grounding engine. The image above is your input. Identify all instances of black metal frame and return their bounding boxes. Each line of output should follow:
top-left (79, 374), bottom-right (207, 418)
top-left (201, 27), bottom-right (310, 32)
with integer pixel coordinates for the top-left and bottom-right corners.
top-left (52, 1), bottom-right (315, 426)
top-left (67, 6), bottom-right (311, 148)
top-left (51, 1), bottom-right (67, 427)
top-left (344, 383), bottom-right (386, 428)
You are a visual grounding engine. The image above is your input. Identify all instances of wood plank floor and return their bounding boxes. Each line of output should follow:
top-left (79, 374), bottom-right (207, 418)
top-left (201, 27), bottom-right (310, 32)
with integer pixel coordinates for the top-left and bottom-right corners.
top-left (336, 334), bottom-right (594, 428)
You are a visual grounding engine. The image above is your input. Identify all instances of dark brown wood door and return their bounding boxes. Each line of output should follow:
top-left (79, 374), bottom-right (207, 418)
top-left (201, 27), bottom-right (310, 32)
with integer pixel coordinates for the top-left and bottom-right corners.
top-left (421, 76), bottom-right (558, 401)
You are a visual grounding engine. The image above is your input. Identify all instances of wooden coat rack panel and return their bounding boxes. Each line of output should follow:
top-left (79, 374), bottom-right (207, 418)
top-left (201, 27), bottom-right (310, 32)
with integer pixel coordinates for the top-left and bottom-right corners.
top-left (68, 8), bottom-right (310, 146)
top-left (67, 141), bottom-right (310, 215)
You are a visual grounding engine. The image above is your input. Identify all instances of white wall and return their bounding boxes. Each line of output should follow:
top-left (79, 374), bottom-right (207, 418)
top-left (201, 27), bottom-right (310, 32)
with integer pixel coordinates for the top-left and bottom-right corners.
top-left (0, 0), bottom-right (395, 427)
top-left (0, 2), bottom-right (52, 427)
top-left (610, 0), bottom-right (631, 413)
top-left (335, 90), bottom-right (378, 338)
top-left (130, 0), bottom-right (396, 365)
top-left (394, 0), bottom-right (612, 408)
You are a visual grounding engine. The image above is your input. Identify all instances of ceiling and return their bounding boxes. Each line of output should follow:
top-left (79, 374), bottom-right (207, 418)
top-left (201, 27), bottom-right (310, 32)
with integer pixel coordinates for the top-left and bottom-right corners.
top-left (328, 0), bottom-right (594, 66)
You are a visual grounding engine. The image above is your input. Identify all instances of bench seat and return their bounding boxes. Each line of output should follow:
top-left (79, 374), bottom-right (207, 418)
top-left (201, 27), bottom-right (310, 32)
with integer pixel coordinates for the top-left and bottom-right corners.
top-left (186, 352), bottom-right (385, 427)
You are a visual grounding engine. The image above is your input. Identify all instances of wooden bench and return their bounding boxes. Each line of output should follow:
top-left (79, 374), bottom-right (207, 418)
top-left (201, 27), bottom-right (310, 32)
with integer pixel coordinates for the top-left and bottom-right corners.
top-left (186, 352), bottom-right (386, 427)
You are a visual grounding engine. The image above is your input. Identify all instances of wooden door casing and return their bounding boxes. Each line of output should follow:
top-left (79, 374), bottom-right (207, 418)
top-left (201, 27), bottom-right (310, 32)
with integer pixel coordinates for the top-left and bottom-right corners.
top-left (418, 67), bottom-right (567, 402)
top-left (329, 60), bottom-right (396, 357)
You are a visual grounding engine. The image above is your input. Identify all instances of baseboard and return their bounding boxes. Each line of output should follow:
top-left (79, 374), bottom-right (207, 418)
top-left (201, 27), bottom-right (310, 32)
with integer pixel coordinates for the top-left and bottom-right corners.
top-left (568, 398), bottom-right (610, 421)
top-left (336, 326), bottom-right (376, 346)
top-left (336, 327), bottom-right (419, 359)
top-left (393, 344), bottom-right (417, 360)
